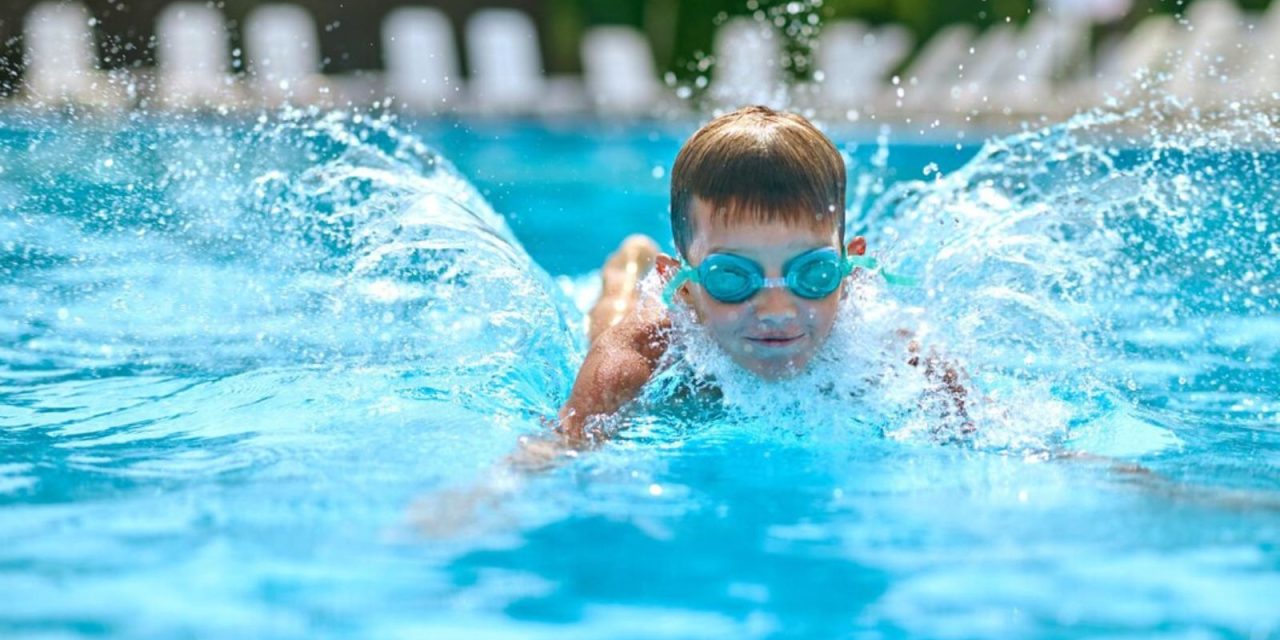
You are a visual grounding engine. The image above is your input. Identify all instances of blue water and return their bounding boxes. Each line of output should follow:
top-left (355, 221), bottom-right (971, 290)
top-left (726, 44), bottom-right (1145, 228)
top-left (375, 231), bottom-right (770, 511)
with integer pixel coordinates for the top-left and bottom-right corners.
top-left (1, 108), bottom-right (1278, 638)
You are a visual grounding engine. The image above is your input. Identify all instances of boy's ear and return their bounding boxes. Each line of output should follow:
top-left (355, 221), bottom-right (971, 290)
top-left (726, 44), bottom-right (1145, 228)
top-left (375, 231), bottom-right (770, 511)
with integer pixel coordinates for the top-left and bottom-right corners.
top-left (654, 254), bottom-right (692, 305)
top-left (841, 236), bottom-right (868, 301)
top-left (655, 253), bottom-right (681, 281)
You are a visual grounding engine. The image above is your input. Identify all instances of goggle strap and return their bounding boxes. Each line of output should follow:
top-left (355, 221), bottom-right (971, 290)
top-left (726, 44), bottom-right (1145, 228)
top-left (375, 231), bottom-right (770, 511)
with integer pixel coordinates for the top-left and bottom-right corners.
top-left (843, 254), bottom-right (919, 288)
top-left (661, 266), bottom-right (694, 307)
top-left (843, 255), bottom-right (879, 272)
top-left (880, 271), bottom-right (920, 287)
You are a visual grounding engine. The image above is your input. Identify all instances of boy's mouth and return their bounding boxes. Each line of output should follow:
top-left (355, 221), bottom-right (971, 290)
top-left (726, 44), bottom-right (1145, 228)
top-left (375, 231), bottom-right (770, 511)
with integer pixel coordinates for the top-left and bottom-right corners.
top-left (745, 334), bottom-right (804, 349)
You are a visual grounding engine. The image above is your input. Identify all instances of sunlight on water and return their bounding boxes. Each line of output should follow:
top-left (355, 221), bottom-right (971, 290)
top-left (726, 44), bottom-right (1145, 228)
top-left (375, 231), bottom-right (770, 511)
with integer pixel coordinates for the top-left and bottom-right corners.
top-left (1, 96), bottom-right (1278, 637)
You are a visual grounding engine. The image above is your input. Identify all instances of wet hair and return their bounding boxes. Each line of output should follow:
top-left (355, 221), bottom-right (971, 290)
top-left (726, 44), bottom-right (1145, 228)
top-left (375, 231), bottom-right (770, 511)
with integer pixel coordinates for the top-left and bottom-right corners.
top-left (670, 105), bottom-right (846, 260)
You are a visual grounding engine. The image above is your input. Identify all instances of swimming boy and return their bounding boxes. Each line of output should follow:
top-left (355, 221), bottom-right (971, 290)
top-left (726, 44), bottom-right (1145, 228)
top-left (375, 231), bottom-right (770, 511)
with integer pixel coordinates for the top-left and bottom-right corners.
top-left (557, 105), bottom-right (969, 443)
top-left (412, 107), bottom-right (976, 533)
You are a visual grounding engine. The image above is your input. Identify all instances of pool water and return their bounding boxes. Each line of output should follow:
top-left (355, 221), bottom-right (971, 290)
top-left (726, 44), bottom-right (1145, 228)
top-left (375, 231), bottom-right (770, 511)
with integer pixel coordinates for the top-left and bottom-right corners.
top-left (1, 107), bottom-right (1278, 638)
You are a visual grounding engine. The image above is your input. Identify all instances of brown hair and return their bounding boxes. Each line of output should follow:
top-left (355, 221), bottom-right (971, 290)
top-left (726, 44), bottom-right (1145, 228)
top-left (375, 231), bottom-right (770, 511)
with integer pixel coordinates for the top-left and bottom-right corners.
top-left (669, 105), bottom-right (846, 260)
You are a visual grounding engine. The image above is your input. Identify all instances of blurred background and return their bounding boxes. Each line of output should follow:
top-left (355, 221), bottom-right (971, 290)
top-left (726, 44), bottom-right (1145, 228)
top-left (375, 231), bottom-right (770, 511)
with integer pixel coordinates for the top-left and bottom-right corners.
top-left (0, 0), bottom-right (1276, 123)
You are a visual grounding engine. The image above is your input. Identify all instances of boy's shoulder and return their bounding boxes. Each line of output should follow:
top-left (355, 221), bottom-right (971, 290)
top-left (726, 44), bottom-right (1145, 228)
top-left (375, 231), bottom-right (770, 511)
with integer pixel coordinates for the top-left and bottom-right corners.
top-left (594, 302), bottom-right (669, 363)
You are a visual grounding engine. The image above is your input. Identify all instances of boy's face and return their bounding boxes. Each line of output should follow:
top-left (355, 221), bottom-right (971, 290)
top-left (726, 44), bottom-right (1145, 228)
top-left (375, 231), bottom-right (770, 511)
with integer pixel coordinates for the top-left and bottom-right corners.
top-left (662, 197), bottom-right (861, 380)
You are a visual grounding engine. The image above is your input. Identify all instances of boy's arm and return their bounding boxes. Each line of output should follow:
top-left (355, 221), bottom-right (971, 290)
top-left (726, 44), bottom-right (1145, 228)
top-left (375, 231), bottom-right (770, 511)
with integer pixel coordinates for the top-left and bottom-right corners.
top-left (411, 308), bottom-right (670, 538)
top-left (907, 341), bottom-right (970, 416)
top-left (901, 332), bottom-right (977, 441)
top-left (557, 308), bottom-right (671, 443)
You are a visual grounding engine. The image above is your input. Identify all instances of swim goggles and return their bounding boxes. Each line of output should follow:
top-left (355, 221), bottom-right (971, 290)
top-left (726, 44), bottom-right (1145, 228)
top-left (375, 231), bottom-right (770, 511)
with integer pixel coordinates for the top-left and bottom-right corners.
top-left (662, 247), bottom-right (917, 307)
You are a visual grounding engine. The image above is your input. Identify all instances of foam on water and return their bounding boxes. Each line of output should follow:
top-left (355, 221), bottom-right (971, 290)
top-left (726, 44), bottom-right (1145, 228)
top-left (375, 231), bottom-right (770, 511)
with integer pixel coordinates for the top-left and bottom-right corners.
top-left (815, 102), bottom-right (1276, 455)
top-left (641, 270), bottom-right (1039, 450)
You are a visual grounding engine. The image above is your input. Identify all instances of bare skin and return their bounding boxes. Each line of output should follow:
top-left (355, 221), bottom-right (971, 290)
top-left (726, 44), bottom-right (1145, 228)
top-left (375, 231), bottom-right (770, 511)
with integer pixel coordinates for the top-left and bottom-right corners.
top-left (586, 234), bottom-right (659, 343)
top-left (906, 335), bottom-right (977, 442)
top-left (409, 236), bottom-right (665, 535)
top-left (559, 236), bottom-right (666, 442)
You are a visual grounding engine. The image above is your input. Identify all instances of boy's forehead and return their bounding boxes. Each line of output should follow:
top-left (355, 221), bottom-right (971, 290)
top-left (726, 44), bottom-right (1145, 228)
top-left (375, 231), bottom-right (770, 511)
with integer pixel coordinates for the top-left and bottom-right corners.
top-left (687, 199), bottom-right (841, 258)
top-left (689, 197), bottom-right (839, 242)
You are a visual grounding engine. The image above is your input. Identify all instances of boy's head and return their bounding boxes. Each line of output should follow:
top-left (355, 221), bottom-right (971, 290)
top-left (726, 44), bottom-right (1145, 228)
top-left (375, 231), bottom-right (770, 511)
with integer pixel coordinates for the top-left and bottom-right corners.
top-left (657, 106), bottom-right (864, 380)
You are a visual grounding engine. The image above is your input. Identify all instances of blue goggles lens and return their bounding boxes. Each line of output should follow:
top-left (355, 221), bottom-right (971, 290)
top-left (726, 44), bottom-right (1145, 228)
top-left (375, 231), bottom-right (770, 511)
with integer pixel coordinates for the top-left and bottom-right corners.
top-left (662, 248), bottom-right (917, 308)
top-left (671, 248), bottom-right (850, 305)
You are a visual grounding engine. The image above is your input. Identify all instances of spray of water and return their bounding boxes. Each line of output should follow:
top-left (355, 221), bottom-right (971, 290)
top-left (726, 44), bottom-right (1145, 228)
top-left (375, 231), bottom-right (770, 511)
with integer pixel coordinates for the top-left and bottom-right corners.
top-left (7, 95), bottom-right (1275, 463)
top-left (2, 108), bottom-right (581, 433)
top-left (627, 99), bottom-right (1278, 456)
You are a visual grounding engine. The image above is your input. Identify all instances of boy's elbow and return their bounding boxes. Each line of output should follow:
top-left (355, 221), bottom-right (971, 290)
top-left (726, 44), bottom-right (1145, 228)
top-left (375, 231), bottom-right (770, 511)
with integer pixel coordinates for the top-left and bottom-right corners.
top-left (587, 344), bottom-right (658, 409)
top-left (558, 329), bottom-right (664, 441)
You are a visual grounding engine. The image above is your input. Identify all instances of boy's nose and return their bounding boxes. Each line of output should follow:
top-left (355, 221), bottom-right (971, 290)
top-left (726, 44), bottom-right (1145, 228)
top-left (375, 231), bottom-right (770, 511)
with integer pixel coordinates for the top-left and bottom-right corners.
top-left (753, 285), bottom-right (798, 323)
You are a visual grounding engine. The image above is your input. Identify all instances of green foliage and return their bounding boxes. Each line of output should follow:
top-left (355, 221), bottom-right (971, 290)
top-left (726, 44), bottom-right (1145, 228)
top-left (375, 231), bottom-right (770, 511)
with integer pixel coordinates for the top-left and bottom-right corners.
top-left (562, 0), bottom-right (1038, 83)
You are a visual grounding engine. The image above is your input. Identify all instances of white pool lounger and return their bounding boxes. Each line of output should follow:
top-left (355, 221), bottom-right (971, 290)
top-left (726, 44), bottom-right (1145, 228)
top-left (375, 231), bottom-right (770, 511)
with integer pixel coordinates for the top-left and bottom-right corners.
top-left (155, 3), bottom-right (241, 109)
top-left (1004, 13), bottom-right (1090, 116)
top-left (1080, 14), bottom-right (1180, 108)
top-left (1170, 0), bottom-right (1247, 106)
top-left (815, 21), bottom-right (913, 112)
top-left (1208, 0), bottom-right (1277, 104)
top-left (22, 2), bottom-right (126, 108)
top-left (244, 4), bottom-right (328, 106)
top-left (951, 24), bottom-right (1018, 113)
top-left (1251, 0), bottom-right (1280, 101)
top-left (815, 20), bottom-right (871, 109)
top-left (383, 7), bottom-right (462, 113)
top-left (709, 18), bottom-right (783, 109)
top-left (581, 26), bottom-right (662, 116)
top-left (465, 9), bottom-right (546, 114)
top-left (898, 23), bottom-right (978, 114)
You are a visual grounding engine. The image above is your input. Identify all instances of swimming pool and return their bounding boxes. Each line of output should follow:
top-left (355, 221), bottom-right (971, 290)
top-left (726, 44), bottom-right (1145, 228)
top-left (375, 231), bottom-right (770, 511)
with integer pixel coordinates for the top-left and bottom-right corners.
top-left (2, 107), bottom-right (1278, 638)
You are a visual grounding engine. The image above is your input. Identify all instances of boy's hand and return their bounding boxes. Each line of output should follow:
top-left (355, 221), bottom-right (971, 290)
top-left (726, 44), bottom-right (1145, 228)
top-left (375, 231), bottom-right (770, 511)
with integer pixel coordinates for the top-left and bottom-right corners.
top-left (906, 338), bottom-right (977, 441)
top-left (408, 472), bottom-right (519, 539)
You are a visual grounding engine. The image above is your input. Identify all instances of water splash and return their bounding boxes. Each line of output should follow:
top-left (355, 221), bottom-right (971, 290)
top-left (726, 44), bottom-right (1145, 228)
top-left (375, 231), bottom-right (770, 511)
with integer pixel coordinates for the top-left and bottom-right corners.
top-left (2, 108), bottom-right (580, 437)
top-left (631, 100), bottom-right (1278, 455)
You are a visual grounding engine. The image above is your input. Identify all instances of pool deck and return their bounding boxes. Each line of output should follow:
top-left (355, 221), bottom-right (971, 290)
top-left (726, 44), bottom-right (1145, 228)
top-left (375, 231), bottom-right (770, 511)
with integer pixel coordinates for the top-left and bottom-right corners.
top-left (6, 0), bottom-right (1279, 135)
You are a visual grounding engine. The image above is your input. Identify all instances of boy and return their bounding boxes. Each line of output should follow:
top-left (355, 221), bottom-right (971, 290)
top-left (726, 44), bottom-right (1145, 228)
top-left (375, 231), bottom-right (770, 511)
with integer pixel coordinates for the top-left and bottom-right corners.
top-left (411, 107), bottom-right (977, 534)
top-left (557, 105), bottom-right (969, 443)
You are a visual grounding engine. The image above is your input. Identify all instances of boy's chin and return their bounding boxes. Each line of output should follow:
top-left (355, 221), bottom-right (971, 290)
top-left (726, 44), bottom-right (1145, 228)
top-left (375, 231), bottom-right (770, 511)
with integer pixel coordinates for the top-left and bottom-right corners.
top-left (734, 354), bottom-right (812, 381)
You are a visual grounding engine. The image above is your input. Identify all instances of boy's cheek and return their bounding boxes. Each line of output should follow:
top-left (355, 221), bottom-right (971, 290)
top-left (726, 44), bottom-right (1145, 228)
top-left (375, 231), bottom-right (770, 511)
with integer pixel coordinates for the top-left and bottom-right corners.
top-left (717, 305), bottom-right (745, 322)
top-left (693, 294), bottom-right (744, 325)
